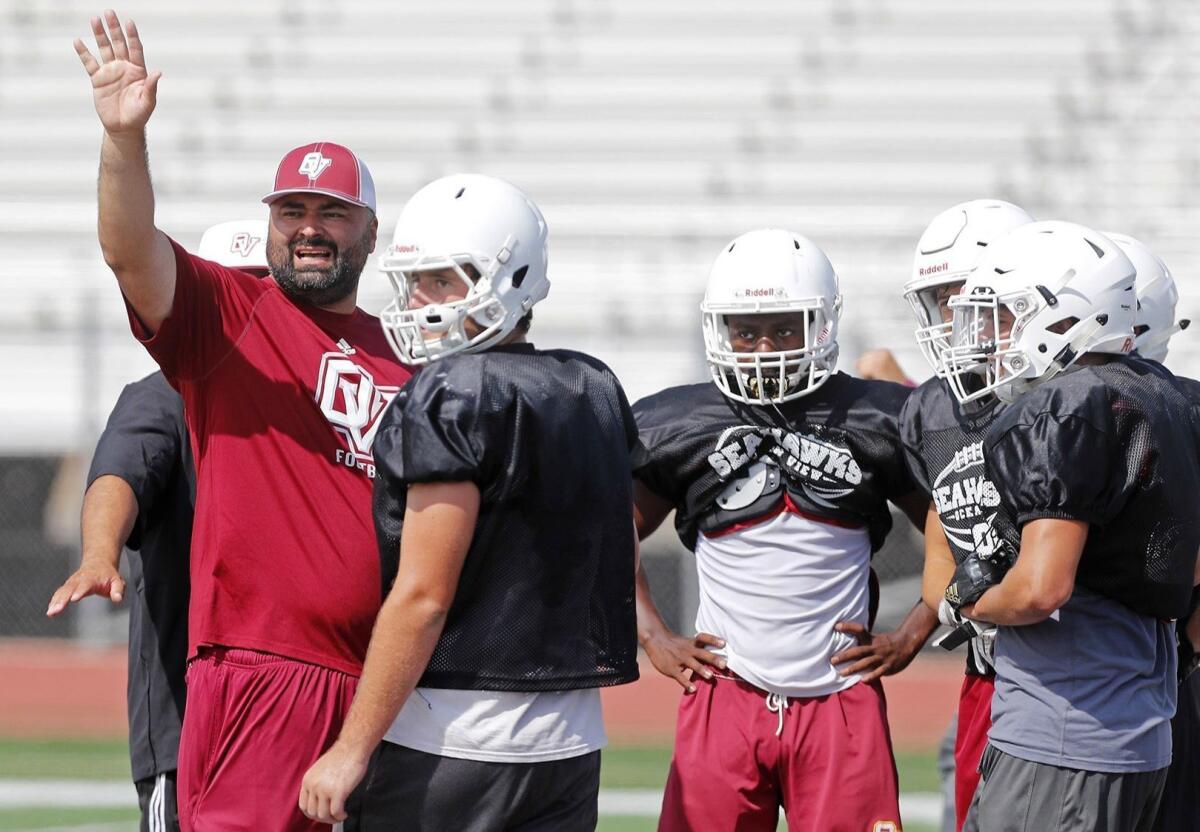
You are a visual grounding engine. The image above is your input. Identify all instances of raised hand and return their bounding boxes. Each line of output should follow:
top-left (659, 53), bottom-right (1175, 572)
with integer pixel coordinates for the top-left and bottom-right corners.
top-left (74, 10), bottom-right (161, 135)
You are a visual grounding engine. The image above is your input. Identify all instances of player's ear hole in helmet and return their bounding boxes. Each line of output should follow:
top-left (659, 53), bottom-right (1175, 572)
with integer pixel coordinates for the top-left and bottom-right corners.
top-left (904, 200), bottom-right (1034, 377)
top-left (380, 174), bottom-right (549, 365)
top-left (701, 229), bottom-right (842, 405)
top-left (1105, 231), bottom-right (1187, 364)
top-left (940, 221), bottom-right (1137, 405)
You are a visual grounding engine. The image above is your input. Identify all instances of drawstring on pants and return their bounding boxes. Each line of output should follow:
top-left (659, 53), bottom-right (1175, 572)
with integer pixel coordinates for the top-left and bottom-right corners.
top-left (765, 692), bottom-right (787, 736)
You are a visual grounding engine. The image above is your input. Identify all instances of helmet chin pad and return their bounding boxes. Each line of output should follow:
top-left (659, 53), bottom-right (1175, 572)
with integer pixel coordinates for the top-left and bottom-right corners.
top-left (416, 303), bottom-right (467, 334)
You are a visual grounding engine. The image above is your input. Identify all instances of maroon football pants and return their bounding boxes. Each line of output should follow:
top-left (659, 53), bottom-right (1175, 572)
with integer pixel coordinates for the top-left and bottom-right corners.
top-left (177, 647), bottom-right (358, 832)
top-left (658, 672), bottom-right (901, 832)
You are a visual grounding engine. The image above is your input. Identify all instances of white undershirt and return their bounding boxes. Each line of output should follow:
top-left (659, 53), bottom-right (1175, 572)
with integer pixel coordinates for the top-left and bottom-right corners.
top-left (383, 687), bottom-right (607, 763)
top-left (695, 508), bottom-right (873, 698)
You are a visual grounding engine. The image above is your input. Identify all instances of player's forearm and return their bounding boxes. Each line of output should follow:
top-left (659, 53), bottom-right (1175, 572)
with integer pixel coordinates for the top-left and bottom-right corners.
top-left (80, 475), bottom-right (138, 569)
top-left (635, 563), bottom-right (672, 644)
top-left (895, 598), bottom-right (939, 648)
top-left (921, 509), bottom-right (956, 612)
top-left (331, 594), bottom-right (449, 761)
top-left (968, 569), bottom-right (1068, 626)
top-left (97, 130), bottom-right (175, 329)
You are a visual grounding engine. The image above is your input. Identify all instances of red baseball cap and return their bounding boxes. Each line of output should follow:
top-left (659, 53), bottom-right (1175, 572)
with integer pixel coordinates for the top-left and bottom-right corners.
top-left (262, 141), bottom-right (377, 213)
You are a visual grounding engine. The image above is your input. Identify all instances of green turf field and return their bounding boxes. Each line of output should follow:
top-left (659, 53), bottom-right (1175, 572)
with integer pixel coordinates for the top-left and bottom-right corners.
top-left (0, 739), bottom-right (939, 831)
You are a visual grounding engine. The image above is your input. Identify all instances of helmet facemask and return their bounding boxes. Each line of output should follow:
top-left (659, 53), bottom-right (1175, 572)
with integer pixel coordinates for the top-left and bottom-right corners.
top-left (904, 278), bottom-right (966, 377)
top-left (941, 286), bottom-right (1038, 404)
top-left (702, 301), bottom-right (840, 405)
top-left (380, 241), bottom-right (534, 365)
top-left (378, 174), bottom-right (550, 367)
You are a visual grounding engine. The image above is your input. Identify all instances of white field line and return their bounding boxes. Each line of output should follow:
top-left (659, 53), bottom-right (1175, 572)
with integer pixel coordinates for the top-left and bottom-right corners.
top-left (0, 780), bottom-right (943, 824)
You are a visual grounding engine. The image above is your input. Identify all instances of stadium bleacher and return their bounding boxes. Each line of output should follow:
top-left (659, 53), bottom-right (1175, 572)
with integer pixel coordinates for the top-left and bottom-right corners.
top-left (0, 0), bottom-right (1195, 453)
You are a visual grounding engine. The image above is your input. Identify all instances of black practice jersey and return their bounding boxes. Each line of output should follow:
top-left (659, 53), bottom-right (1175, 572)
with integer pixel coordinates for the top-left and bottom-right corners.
top-left (985, 356), bottom-right (1200, 619)
top-left (87, 372), bottom-right (193, 781)
top-left (632, 373), bottom-right (916, 552)
top-left (373, 343), bottom-right (639, 692)
top-left (900, 378), bottom-right (1019, 676)
top-left (900, 379), bottom-right (1020, 567)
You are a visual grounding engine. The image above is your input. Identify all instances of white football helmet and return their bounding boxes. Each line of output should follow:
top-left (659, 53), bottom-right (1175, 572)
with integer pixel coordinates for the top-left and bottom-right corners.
top-left (701, 229), bottom-right (842, 404)
top-left (904, 200), bottom-right (1034, 375)
top-left (197, 219), bottom-right (269, 276)
top-left (1106, 232), bottom-right (1187, 364)
top-left (379, 174), bottom-right (549, 364)
top-left (941, 221), bottom-right (1136, 404)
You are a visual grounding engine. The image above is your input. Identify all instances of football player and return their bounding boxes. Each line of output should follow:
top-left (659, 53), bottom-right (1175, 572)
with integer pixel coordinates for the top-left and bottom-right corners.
top-left (899, 199), bottom-right (1034, 832)
top-left (1106, 232), bottom-right (1200, 832)
top-left (632, 229), bottom-right (937, 831)
top-left (299, 175), bottom-right (640, 830)
top-left (941, 221), bottom-right (1200, 832)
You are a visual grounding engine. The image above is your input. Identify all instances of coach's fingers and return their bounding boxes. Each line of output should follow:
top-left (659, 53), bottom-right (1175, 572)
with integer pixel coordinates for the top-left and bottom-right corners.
top-left (74, 39), bottom-right (100, 75)
top-left (142, 70), bottom-right (162, 108)
top-left (104, 10), bottom-right (129, 61)
top-left (318, 792), bottom-right (336, 825)
top-left (329, 789), bottom-right (349, 823)
top-left (46, 581), bottom-right (78, 616)
top-left (91, 16), bottom-right (114, 63)
top-left (125, 19), bottom-right (145, 66)
top-left (46, 572), bottom-right (107, 616)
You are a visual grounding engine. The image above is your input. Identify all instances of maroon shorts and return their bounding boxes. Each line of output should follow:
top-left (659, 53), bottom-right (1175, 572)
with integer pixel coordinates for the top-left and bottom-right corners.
top-left (954, 673), bottom-right (994, 832)
top-left (177, 647), bottom-right (358, 832)
top-left (659, 672), bottom-right (901, 832)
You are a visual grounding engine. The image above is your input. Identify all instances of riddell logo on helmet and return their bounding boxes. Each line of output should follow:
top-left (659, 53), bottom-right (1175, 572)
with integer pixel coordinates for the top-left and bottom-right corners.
top-left (390, 244), bottom-right (420, 254)
top-left (738, 287), bottom-right (779, 298)
top-left (298, 151), bottom-right (333, 181)
top-left (919, 262), bottom-right (950, 277)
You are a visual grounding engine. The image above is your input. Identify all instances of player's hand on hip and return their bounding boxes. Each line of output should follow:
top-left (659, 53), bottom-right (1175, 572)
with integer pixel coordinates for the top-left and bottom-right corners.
top-left (830, 621), bottom-right (921, 684)
top-left (299, 743), bottom-right (369, 824)
top-left (643, 630), bottom-right (726, 693)
top-left (46, 562), bottom-right (125, 617)
top-left (74, 11), bottom-right (161, 135)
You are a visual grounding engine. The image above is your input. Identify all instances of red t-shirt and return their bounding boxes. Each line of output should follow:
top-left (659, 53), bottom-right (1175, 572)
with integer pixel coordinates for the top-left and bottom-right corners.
top-left (127, 239), bottom-right (413, 675)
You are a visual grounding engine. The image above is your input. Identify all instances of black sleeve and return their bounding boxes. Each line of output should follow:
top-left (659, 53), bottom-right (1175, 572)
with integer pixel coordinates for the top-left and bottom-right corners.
top-left (372, 414), bottom-right (407, 598)
top-left (898, 391), bottom-right (932, 499)
top-left (394, 359), bottom-right (491, 485)
top-left (86, 373), bottom-right (186, 550)
top-left (987, 409), bottom-right (1122, 527)
top-left (630, 391), bottom-right (687, 506)
top-left (863, 383), bottom-right (919, 504)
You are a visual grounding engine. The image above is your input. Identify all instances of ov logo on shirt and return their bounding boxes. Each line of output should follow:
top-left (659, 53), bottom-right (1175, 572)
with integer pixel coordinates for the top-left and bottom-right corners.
top-left (315, 352), bottom-right (399, 477)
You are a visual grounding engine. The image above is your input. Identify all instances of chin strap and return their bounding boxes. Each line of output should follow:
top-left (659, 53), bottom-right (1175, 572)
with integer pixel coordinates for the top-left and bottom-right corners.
top-left (1136, 319), bottom-right (1191, 358)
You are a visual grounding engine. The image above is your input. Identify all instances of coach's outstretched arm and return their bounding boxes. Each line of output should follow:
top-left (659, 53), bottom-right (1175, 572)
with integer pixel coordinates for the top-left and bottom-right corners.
top-left (76, 10), bottom-right (175, 332)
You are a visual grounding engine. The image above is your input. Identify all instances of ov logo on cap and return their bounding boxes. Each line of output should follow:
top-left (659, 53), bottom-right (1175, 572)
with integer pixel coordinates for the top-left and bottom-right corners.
top-left (298, 151), bottom-right (333, 181)
top-left (230, 232), bottom-right (262, 258)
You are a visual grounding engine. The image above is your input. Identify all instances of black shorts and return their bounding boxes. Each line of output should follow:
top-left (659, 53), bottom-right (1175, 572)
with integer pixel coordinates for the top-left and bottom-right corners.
top-left (135, 771), bottom-right (180, 832)
top-left (347, 742), bottom-right (600, 832)
top-left (1153, 671), bottom-right (1200, 831)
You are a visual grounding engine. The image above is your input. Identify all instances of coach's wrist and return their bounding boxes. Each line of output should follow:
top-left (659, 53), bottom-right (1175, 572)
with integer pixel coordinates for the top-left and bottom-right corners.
top-left (329, 736), bottom-right (374, 766)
